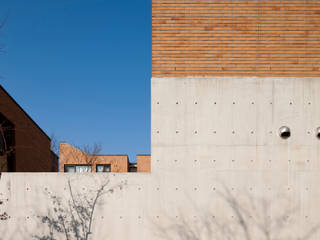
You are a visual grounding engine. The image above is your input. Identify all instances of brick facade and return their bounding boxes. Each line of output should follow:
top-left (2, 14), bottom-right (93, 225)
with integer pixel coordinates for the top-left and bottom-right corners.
top-left (137, 155), bottom-right (151, 172)
top-left (152, 0), bottom-right (320, 77)
top-left (0, 85), bottom-right (57, 172)
top-left (60, 143), bottom-right (129, 172)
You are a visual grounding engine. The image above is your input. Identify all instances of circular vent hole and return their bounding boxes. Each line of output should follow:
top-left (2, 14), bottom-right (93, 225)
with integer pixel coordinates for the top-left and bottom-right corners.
top-left (316, 127), bottom-right (320, 139)
top-left (279, 126), bottom-right (291, 139)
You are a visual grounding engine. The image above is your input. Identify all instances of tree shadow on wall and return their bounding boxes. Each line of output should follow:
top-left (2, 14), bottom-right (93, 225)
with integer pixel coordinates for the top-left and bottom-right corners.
top-left (34, 177), bottom-right (126, 240)
top-left (154, 184), bottom-right (320, 240)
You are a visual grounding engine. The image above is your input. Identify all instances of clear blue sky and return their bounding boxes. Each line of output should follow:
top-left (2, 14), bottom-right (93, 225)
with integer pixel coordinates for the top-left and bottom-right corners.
top-left (0, 0), bottom-right (151, 162)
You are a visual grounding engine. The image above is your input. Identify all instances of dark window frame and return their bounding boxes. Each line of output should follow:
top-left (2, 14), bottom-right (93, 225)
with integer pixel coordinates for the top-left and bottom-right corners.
top-left (96, 164), bottom-right (111, 172)
top-left (64, 164), bottom-right (92, 173)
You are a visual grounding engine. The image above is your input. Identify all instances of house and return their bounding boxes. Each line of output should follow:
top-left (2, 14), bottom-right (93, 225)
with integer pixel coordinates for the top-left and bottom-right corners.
top-left (60, 142), bottom-right (150, 173)
top-left (0, 85), bottom-right (58, 172)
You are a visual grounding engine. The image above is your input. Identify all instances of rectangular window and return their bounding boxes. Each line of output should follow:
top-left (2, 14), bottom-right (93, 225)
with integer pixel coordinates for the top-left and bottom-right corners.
top-left (96, 164), bottom-right (111, 172)
top-left (65, 165), bottom-right (75, 172)
top-left (64, 165), bottom-right (92, 173)
top-left (76, 165), bottom-right (92, 172)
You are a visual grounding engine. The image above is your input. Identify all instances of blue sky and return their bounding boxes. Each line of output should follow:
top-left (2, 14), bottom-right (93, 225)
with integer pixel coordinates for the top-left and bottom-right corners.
top-left (0, 0), bottom-right (151, 162)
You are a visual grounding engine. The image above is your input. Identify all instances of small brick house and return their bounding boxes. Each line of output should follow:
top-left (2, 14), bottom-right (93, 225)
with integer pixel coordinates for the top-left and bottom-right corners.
top-left (60, 143), bottom-right (150, 173)
top-left (0, 85), bottom-right (58, 172)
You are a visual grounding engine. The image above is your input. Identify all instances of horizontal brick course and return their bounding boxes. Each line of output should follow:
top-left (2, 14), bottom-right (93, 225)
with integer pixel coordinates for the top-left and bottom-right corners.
top-left (152, 0), bottom-right (320, 77)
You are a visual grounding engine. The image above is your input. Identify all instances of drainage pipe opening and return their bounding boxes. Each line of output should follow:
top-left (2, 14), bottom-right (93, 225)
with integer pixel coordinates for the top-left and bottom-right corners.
top-left (279, 126), bottom-right (291, 139)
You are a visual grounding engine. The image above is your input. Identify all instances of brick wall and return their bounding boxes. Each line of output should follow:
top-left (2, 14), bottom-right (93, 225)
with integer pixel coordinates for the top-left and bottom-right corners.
top-left (137, 155), bottom-right (151, 172)
top-left (60, 143), bottom-right (129, 172)
top-left (152, 0), bottom-right (320, 77)
top-left (0, 86), bottom-right (53, 172)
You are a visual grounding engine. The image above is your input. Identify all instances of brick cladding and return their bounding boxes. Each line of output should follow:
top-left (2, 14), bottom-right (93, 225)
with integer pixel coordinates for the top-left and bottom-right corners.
top-left (152, 0), bottom-right (320, 77)
top-left (0, 86), bottom-right (52, 172)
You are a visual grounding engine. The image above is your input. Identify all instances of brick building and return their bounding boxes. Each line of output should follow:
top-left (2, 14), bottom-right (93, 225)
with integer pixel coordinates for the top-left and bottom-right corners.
top-left (137, 155), bottom-right (151, 172)
top-left (0, 85), bottom-right (58, 172)
top-left (60, 142), bottom-right (150, 173)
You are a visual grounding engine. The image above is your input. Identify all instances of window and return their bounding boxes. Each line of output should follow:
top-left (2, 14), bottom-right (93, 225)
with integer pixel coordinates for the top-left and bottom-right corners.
top-left (96, 164), bottom-right (111, 172)
top-left (65, 165), bottom-right (75, 172)
top-left (65, 165), bottom-right (92, 173)
top-left (76, 165), bottom-right (92, 172)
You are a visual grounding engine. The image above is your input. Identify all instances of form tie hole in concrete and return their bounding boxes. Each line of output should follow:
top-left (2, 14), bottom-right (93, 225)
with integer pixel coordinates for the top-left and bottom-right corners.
top-left (279, 126), bottom-right (291, 139)
top-left (316, 127), bottom-right (320, 139)
top-left (214, 102), bottom-right (217, 105)
top-left (195, 101), bottom-right (197, 105)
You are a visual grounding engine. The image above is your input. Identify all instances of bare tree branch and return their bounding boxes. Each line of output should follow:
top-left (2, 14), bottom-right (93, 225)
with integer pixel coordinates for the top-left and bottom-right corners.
top-left (34, 177), bottom-right (126, 240)
top-left (154, 185), bottom-right (320, 240)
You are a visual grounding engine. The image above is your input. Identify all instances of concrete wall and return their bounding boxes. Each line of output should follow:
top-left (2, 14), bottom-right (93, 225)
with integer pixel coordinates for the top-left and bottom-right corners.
top-left (1, 77), bottom-right (320, 239)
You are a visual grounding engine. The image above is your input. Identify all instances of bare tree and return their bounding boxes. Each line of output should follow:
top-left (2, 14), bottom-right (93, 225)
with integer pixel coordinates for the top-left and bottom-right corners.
top-left (0, 116), bottom-right (14, 173)
top-left (50, 133), bottom-right (60, 157)
top-left (80, 144), bottom-right (102, 167)
top-left (34, 177), bottom-right (126, 240)
top-left (0, 12), bottom-right (11, 173)
top-left (0, 12), bottom-right (8, 55)
top-left (62, 143), bottom-right (102, 172)
top-left (0, 13), bottom-right (11, 223)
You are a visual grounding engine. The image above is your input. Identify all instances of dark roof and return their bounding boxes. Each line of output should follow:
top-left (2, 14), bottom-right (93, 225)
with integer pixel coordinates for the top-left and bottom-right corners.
top-left (0, 85), bottom-right (51, 140)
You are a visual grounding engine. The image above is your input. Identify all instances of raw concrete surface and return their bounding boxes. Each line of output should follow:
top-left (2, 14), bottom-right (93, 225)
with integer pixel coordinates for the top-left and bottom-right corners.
top-left (1, 77), bottom-right (320, 239)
